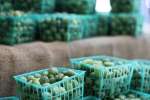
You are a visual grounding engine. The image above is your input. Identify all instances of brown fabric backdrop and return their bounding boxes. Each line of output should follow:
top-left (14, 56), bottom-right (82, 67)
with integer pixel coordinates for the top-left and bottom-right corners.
top-left (0, 36), bottom-right (150, 96)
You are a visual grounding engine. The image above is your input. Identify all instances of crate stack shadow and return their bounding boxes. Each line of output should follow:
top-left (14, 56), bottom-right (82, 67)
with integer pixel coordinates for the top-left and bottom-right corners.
top-left (109, 0), bottom-right (143, 36)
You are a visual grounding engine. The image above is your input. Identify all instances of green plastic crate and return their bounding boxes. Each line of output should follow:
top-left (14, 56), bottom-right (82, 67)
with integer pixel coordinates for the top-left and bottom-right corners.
top-left (13, 0), bottom-right (55, 13)
top-left (109, 13), bottom-right (143, 37)
top-left (55, 0), bottom-right (96, 14)
top-left (110, 0), bottom-right (142, 13)
top-left (0, 96), bottom-right (19, 100)
top-left (0, 0), bottom-right (13, 12)
top-left (14, 67), bottom-right (85, 100)
top-left (70, 56), bottom-right (133, 99)
top-left (0, 12), bottom-right (36, 45)
top-left (37, 13), bottom-right (84, 42)
top-left (131, 60), bottom-right (150, 94)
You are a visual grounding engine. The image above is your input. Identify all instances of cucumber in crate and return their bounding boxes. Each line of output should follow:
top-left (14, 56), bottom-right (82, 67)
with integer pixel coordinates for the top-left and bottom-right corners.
top-left (0, 11), bottom-right (36, 45)
top-left (14, 67), bottom-right (85, 100)
top-left (37, 13), bottom-right (84, 42)
top-left (70, 56), bottom-right (134, 99)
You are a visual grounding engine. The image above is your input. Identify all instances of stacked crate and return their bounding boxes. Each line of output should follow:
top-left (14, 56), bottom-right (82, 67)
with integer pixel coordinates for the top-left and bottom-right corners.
top-left (35, 13), bottom-right (99, 42)
top-left (36, 13), bottom-right (83, 42)
top-left (0, 0), bottom-right (55, 45)
top-left (0, 12), bottom-right (36, 45)
top-left (37, 0), bottom-right (98, 42)
top-left (109, 0), bottom-right (143, 36)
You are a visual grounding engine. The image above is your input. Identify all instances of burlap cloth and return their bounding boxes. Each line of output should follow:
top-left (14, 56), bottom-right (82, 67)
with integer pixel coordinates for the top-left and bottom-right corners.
top-left (0, 36), bottom-right (150, 96)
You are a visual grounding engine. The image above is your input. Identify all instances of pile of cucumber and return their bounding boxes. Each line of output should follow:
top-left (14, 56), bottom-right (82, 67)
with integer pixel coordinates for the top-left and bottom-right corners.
top-left (20, 67), bottom-right (76, 85)
top-left (79, 58), bottom-right (128, 77)
top-left (110, 0), bottom-right (134, 13)
top-left (0, 11), bottom-right (36, 45)
top-left (110, 14), bottom-right (136, 36)
top-left (38, 14), bottom-right (83, 42)
top-left (17, 67), bottom-right (82, 100)
top-left (97, 13), bottom-right (142, 37)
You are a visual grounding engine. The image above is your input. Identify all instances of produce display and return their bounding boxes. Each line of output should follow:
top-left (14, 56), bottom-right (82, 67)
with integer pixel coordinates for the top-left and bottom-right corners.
top-left (70, 56), bottom-right (133, 99)
top-left (110, 0), bottom-right (141, 13)
top-left (131, 60), bottom-right (150, 94)
top-left (0, 11), bottom-right (36, 45)
top-left (110, 14), bottom-right (143, 36)
top-left (37, 13), bottom-right (84, 42)
top-left (0, 0), bottom-right (13, 12)
top-left (55, 0), bottom-right (96, 14)
top-left (13, 0), bottom-right (55, 13)
top-left (14, 67), bottom-right (85, 100)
